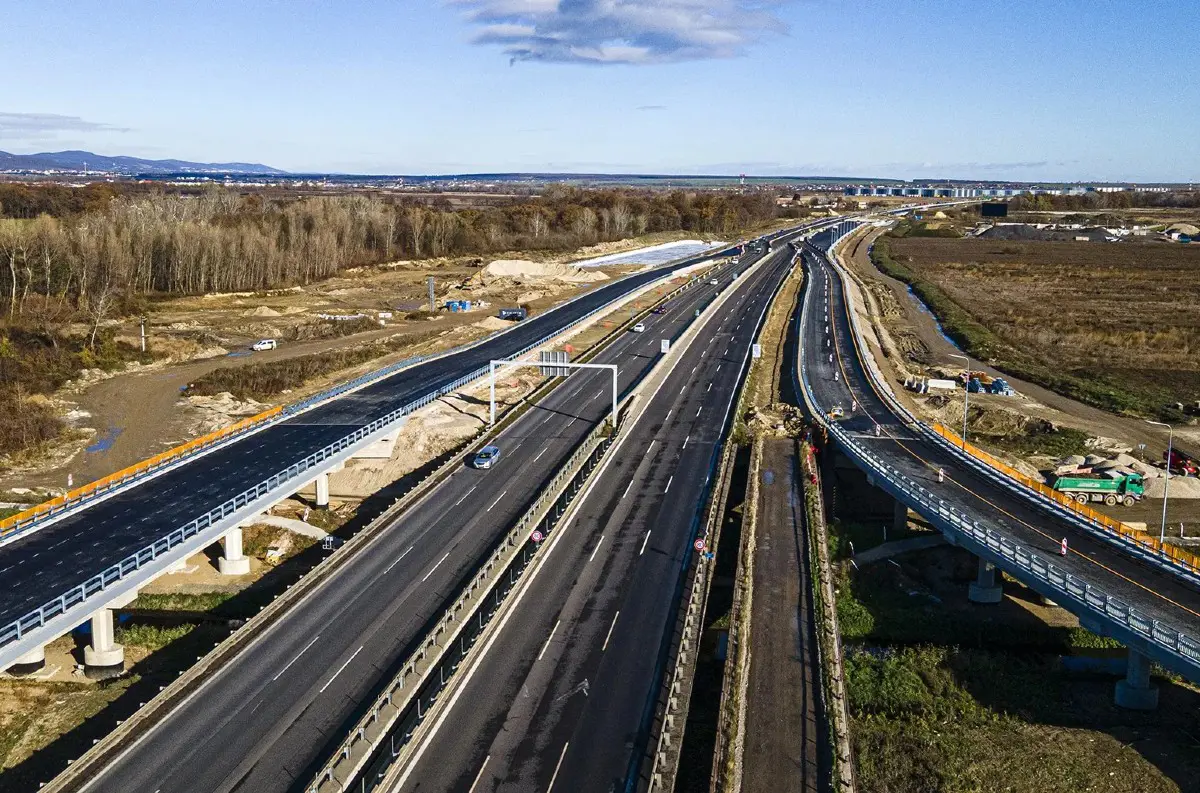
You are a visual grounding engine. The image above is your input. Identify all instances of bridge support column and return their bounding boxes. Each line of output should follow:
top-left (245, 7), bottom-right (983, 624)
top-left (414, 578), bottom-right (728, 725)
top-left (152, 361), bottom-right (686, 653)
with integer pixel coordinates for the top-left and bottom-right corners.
top-left (1114, 649), bottom-right (1158, 710)
top-left (84, 609), bottom-right (124, 678)
top-left (218, 527), bottom-right (252, 575)
top-left (967, 556), bottom-right (1003, 604)
top-left (315, 472), bottom-right (331, 507)
top-left (6, 644), bottom-right (46, 676)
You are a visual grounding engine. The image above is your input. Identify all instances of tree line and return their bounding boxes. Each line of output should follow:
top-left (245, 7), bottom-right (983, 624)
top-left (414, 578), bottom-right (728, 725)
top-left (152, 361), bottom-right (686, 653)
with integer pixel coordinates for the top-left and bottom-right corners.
top-left (0, 185), bottom-right (781, 321)
top-left (1009, 190), bottom-right (1200, 213)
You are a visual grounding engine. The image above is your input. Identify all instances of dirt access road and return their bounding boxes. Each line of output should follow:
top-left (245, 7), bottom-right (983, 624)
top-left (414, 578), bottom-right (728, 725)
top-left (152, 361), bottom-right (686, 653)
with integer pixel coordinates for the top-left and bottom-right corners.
top-left (741, 438), bottom-right (829, 793)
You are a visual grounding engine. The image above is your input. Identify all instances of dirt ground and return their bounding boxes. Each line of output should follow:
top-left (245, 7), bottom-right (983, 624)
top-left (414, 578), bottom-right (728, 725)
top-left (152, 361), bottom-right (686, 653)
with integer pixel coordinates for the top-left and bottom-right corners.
top-left (838, 227), bottom-right (1200, 532)
top-left (0, 233), bottom-right (718, 492)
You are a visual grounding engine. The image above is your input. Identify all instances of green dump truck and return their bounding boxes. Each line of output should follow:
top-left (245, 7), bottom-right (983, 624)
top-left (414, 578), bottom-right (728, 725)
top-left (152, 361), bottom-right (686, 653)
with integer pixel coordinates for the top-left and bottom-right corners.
top-left (1053, 472), bottom-right (1144, 507)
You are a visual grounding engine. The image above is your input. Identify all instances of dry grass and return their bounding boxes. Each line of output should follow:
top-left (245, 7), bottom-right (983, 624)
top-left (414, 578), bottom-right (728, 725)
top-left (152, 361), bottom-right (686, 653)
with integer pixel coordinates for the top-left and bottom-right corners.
top-left (885, 237), bottom-right (1200, 417)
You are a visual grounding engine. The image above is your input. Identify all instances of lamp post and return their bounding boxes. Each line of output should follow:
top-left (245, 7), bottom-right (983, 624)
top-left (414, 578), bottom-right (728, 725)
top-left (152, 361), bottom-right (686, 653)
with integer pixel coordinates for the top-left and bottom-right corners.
top-left (1146, 419), bottom-right (1173, 544)
top-left (949, 353), bottom-right (971, 448)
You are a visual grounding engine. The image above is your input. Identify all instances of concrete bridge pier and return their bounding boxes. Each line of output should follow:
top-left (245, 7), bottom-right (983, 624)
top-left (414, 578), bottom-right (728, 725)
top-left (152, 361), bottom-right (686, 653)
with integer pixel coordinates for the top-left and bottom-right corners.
top-left (84, 608), bottom-right (126, 679)
top-left (7, 644), bottom-right (47, 676)
top-left (967, 556), bottom-right (1003, 604)
top-left (1114, 649), bottom-right (1159, 710)
top-left (218, 526), bottom-right (252, 575)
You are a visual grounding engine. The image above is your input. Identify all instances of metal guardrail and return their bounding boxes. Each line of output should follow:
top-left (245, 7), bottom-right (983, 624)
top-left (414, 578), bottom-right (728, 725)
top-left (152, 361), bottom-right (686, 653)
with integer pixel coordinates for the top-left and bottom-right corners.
top-left (0, 261), bottom-right (718, 653)
top-left (793, 260), bottom-right (1200, 676)
top-left (308, 416), bottom-right (617, 792)
top-left (817, 232), bottom-right (1200, 587)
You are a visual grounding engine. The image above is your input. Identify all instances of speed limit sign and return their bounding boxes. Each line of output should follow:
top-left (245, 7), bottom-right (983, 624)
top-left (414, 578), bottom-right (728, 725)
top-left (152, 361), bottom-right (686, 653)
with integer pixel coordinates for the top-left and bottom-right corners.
top-left (532, 530), bottom-right (545, 543)
top-left (694, 539), bottom-right (706, 552)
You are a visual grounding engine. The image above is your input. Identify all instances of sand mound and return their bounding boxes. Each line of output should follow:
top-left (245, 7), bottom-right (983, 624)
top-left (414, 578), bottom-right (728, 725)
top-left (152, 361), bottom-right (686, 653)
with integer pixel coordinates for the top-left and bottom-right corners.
top-left (933, 210), bottom-right (949, 219)
top-left (244, 306), bottom-right (282, 318)
top-left (481, 259), bottom-right (608, 285)
top-left (1144, 475), bottom-right (1200, 499)
top-left (474, 316), bottom-right (513, 331)
top-left (1166, 223), bottom-right (1200, 236)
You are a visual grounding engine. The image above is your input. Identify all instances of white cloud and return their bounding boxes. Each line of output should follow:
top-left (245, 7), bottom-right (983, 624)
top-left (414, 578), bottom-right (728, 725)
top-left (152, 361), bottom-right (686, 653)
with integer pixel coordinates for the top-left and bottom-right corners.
top-left (0, 112), bottom-right (129, 145)
top-left (449, 0), bottom-right (788, 65)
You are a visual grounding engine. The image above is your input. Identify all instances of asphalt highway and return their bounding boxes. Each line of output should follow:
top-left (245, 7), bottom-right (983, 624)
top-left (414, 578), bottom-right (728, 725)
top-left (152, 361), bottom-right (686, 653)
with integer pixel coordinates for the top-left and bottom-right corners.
top-left (800, 234), bottom-right (1200, 644)
top-left (390, 243), bottom-right (802, 793)
top-left (76, 247), bottom-right (765, 793)
top-left (0, 243), bottom-right (748, 630)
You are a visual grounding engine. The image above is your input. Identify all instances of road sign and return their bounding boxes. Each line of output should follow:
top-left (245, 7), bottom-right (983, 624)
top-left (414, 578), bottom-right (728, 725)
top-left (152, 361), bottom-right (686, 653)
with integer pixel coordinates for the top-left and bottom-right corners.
top-left (694, 539), bottom-right (706, 552)
top-left (532, 530), bottom-right (545, 543)
top-left (752, 343), bottom-right (762, 359)
top-left (660, 338), bottom-right (670, 354)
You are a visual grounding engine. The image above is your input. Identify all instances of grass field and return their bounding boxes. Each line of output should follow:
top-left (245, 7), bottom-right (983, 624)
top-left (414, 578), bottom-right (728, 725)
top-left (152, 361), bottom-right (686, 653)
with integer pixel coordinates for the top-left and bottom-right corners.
top-left (830, 528), bottom-right (1200, 793)
top-left (875, 237), bottom-right (1200, 419)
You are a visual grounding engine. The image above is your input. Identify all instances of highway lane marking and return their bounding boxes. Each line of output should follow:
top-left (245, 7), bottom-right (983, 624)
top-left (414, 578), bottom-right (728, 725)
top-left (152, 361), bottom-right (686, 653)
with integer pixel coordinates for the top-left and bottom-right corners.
top-left (696, 406), bottom-right (703, 417)
top-left (682, 435), bottom-right (690, 449)
top-left (272, 634), bottom-right (321, 682)
top-left (533, 448), bottom-right (548, 464)
top-left (679, 386), bottom-right (686, 395)
top-left (454, 485), bottom-right (479, 507)
top-left (620, 475), bottom-right (637, 500)
top-left (538, 620), bottom-right (562, 662)
top-left (602, 611), bottom-right (621, 652)
top-left (716, 364), bottom-right (721, 372)
top-left (640, 531), bottom-right (652, 556)
top-left (664, 410), bottom-right (672, 421)
top-left (589, 536), bottom-right (605, 562)
top-left (486, 491), bottom-right (508, 512)
top-left (319, 645), bottom-right (363, 693)
top-left (707, 383), bottom-right (712, 392)
top-left (664, 475), bottom-right (674, 493)
top-left (467, 756), bottom-right (491, 793)
top-left (547, 742), bottom-right (571, 793)
top-left (384, 546), bottom-right (414, 574)
top-left (422, 552), bottom-right (451, 582)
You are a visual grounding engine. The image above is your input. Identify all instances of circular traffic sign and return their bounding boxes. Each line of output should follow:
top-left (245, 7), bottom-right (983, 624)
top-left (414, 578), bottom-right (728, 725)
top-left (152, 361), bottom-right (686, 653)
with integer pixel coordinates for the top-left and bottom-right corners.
top-left (531, 530), bottom-right (545, 543)
top-left (694, 539), bottom-right (706, 552)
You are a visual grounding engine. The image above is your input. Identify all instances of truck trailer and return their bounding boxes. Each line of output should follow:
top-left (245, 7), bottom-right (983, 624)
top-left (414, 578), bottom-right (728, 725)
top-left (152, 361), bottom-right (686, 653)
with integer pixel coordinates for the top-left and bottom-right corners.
top-left (1053, 472), bottom-right (1144, 507)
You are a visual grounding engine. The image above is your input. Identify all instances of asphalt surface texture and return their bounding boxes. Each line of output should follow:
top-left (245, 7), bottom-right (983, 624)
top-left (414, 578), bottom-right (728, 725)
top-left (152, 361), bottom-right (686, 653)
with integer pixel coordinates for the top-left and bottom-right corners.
top-left (800, 233), bottom-right (1200, 647)
top-left (391, 242), bottom-right (802, 793)
top-left (74, 246), bottom-right (768, 793)
top-left (741, 438), bottom-right (828, 793)
top-left (0, 244), bottom-right (746, 631)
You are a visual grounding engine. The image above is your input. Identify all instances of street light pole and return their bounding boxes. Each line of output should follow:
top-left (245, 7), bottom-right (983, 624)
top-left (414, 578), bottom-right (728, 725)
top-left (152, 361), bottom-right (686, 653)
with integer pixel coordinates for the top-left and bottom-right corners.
top-left (1146, 419), bottom-right (1174, 544)
top-left (949, 353), bottom-right (971, 448)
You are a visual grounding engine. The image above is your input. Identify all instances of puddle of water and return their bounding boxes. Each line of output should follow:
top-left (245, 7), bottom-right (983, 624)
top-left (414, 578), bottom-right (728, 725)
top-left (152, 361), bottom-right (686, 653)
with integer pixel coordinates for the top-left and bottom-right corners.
top-left (87, 427), bottom-right (123, 453)
top-left (226, 350), bottom-right (252, 358)
top-left (904, 285), bottom-right (962, 351)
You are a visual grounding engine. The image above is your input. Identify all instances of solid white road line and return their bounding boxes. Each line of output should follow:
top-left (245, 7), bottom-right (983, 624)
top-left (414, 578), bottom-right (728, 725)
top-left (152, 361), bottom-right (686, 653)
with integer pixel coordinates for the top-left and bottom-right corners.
top-left (640, 531), bottom-right (652, 556)
top-left (320, 645), bottom-right (363, 693)
top-left (272, 634), bottom-right (321, 682)
top-left (422, 552), bottom-right (451, 582)
top-left (664, 475), bottom-right (673, 493)
top-left (602, 611), bottom-right (620, 652)
top-left (537, 620), bottom-right (561, 662)
top-left (589, 536), bottom-right (605, 562)
top-left (486, 491), bottom-right (507, 512)
top-left (383, 545), bottom-right (414, 574)
top-left (467, 755), bottom-right (491, 793)
top-left (547, 742), bottom-right (571, 793)
top-left (454, 485), bottom-right (478, 507)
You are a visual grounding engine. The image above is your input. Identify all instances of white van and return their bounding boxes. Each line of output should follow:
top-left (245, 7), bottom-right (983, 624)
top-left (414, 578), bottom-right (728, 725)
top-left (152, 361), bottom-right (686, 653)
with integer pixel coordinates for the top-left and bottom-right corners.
top-left (251, 339), bottom-right (278, 351)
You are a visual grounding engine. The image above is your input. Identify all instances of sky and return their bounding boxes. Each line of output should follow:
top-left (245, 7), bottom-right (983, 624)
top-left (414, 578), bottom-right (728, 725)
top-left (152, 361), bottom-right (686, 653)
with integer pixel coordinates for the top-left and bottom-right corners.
top-left (1, 0), bottom-right (1197, 182)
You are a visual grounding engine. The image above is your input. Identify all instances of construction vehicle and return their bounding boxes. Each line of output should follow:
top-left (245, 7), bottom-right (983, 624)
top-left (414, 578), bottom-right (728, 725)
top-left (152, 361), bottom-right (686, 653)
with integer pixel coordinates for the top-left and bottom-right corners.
top-left (1053, 472), bottom-right (1144, 506)
top-left (1165, 449), bottom-right (1199, 477)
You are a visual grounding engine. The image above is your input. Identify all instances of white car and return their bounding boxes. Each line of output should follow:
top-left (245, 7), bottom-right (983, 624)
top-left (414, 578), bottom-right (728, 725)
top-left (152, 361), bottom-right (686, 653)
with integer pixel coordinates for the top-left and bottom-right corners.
top-left (631, 322), bottom-right (646, 333)
top-left (709, 279), bottom-right (719, 286)
top-left (251, 339), bottom-right (278, 352)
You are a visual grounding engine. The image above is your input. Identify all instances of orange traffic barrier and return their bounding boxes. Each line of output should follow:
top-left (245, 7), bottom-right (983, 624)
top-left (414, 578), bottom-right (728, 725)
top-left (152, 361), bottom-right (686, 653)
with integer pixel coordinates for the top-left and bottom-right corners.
top-left (0, 405), bottom-right (284, 535)
top-left (929, 423), bottom-right (1200, 572)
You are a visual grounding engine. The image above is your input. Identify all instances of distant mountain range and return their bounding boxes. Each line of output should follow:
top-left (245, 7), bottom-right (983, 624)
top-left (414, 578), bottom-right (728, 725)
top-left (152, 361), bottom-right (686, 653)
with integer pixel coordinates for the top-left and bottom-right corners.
top-left (0, 150), bottom-right (286, 176)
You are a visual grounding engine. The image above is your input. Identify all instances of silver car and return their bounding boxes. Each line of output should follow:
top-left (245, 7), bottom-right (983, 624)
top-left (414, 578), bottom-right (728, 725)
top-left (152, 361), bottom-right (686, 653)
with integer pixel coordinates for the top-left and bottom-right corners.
top-left (472, 445), bottom-right (501, 469)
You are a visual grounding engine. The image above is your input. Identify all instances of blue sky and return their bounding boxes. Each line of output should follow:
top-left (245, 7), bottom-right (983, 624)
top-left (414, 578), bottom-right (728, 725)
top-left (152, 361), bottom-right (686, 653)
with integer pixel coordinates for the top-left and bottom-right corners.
top-left (1, 0), bottom-right (1196, 181)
